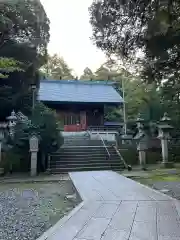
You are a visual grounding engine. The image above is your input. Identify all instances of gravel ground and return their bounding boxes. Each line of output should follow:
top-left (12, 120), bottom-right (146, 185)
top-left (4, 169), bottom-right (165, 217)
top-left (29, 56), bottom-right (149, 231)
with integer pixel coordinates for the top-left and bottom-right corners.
top-left (152, 181), bottom-right (180, 200)
top-left (0, 181), bottom-right (80, 240)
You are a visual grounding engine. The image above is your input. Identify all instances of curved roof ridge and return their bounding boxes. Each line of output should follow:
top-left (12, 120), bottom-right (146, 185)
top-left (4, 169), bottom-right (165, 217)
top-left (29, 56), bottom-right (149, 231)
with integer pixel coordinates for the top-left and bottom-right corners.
top-left (40, 79), bottom-right (116, 85)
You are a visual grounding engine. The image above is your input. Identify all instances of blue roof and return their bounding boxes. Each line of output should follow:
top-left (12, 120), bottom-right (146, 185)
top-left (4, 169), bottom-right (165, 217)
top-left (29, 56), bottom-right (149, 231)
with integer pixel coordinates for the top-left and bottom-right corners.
top-left (38, 80), bottom-right (123, 104)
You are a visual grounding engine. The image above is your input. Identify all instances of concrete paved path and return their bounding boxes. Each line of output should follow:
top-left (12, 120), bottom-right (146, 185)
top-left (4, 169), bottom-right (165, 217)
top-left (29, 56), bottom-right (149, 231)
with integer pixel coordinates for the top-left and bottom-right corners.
top-left (43, 171), bottom-right (180, 240)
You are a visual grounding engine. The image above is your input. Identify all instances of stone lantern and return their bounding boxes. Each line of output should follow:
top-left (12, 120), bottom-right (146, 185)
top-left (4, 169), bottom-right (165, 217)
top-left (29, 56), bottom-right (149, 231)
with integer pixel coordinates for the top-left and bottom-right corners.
top-left (29, 134), bottom-right (39, 177)
top-left (158, 112), bottom-right (174, 168)
top-left (6, 110), bottom-right (17, 138)
top-left (134, 114), bottom-right (149, 170)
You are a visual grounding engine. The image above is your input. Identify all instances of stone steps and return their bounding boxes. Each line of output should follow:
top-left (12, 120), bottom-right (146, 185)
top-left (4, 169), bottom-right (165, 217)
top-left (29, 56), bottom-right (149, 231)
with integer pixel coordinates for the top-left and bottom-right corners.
top-left (51, 156), bottom-right (120, 161)
top-left (50, 162), bottom-right (123, 168)
top-left (49, 136), bottom-right (125, 173)
top-left (50, 165), bottom-right (124, 173)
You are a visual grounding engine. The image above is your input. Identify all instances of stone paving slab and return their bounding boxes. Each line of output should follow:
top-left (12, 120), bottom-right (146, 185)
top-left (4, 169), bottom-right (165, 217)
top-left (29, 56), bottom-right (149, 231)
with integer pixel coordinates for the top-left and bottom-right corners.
top-left (108, 202), bottom-right (137, 231)
top-left (43, 171), bottom-right (180, 240)
top-left (94, 202), bottom-right (119, 219)
top-left (132, 220), bottom-right (157, 239)
top-left (76, 217), bottom-right (110, 240)
top-left (101, 228), bottom-right (129, 240)
top-left (50, 202), bottom-right (102, 240)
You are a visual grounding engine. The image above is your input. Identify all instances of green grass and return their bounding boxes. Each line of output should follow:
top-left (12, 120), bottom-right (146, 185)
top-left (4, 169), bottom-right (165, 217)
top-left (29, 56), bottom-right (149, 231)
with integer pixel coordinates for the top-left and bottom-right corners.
top-left (151, 175), bottom-right (180, 181)
top-left (130, 168), bottom-right (180, 187)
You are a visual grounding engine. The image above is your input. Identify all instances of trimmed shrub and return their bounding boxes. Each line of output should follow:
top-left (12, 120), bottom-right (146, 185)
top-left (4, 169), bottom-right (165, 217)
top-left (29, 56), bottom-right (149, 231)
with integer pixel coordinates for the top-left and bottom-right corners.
top-left (3, 103), bottom-right (63, 173)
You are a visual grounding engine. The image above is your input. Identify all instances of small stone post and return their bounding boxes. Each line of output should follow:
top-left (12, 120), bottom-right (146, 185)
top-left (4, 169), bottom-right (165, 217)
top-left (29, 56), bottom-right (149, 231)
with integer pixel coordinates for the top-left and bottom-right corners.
top-left (158, 112), bottom-right (174, 168)
top-left (29, 135), bottom-right (39, 177)
top-left (134, 114), bottom-right (148, 170)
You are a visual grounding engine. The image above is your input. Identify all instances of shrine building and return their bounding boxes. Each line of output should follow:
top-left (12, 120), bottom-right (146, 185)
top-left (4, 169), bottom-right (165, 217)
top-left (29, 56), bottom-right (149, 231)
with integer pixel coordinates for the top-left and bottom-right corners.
top-left (38, 79), bottom-right (123, 132)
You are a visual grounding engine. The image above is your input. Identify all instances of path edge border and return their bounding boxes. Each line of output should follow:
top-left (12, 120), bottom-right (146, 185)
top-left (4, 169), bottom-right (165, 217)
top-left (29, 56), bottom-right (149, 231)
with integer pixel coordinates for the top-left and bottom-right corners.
top-left (36, 173), bottom-right (84, 240)
top-left (126, 174), bottom-right (180, 218)
top-left (36, 201), bottom-right (84, 240)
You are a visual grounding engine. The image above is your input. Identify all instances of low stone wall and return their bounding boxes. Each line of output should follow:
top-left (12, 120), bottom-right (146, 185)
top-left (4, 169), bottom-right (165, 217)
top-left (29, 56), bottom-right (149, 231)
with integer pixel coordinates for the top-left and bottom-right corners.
top-left (62, 131), bottom-right (87, 137)
top-left (89, 131), bottom-right (117, 142)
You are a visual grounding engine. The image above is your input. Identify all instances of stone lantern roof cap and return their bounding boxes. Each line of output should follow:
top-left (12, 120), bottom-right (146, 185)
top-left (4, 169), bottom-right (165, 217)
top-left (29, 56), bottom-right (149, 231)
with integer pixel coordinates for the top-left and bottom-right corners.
top-left (6, 110), bottom-right (17, 121)
top-left (158, 112), bottom-right (173, 130)
top-left (161, 112), bottom-right (171, 122)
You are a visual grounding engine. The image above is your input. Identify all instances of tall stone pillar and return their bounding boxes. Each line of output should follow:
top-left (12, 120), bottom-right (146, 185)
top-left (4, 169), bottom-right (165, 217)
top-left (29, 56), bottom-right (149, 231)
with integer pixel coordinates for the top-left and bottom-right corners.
top-left (29, 135), bottom-right (39, 177)
top-left (158, 112), bottom-right (174, 168)
top-left (134, 114), bottom-right (148, 170)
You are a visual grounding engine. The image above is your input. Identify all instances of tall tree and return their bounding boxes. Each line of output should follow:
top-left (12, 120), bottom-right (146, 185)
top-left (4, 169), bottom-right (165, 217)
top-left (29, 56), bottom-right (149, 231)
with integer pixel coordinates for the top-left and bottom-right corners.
top-left (124, 78), bottom-right (162, 121)
top-left (95, 59), bottom-right (126, 81)
top-left (0, 0), bottom-right (50, 57)
top-left (94, 65), bottom-right (110, 80)
top-left (80, 67), bottom-right (94, 80)
top-left (0, 0), bottom-right (50, 119)
top-left (41, 54), bottom-right (75, 79)
top-left (93, 61), bottom-right (162, 121)
top-left (89, 0), bottom-right (180, 115)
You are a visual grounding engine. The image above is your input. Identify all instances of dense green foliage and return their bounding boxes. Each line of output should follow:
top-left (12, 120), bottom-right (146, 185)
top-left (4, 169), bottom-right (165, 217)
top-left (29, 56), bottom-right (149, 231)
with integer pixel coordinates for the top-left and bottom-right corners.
top-left (30, 103), bottom-right (63, 156)
top-left (3, 103), bottom-right (63, 173)
top-left (0, 57), bottom-right (22, 78)
top-left (0, 0), bottom-right (50, 120)
top-left (0, 1), bottom-right (63, 173)
top-left (89, 0), bottom-right (180, 122)
top-left (89, 0), bottom-right (180, 80)
top-left (0, 0), bottom-right (50, 58)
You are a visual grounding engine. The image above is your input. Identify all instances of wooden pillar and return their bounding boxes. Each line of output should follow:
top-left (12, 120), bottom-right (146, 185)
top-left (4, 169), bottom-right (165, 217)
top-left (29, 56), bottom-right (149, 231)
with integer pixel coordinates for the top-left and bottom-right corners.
top-left (80, 111), bottom-right (87, 130)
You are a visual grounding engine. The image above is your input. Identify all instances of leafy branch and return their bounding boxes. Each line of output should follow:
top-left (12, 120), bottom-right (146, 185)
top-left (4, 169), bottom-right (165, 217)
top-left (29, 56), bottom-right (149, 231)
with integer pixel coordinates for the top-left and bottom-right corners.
top-left (0, 57), bottom-right (23, 78)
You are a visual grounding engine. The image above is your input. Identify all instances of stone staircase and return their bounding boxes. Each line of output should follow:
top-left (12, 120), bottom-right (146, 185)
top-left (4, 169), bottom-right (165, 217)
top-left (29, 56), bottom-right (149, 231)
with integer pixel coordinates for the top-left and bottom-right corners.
top-left (48, 135), bottom-right (126, 173)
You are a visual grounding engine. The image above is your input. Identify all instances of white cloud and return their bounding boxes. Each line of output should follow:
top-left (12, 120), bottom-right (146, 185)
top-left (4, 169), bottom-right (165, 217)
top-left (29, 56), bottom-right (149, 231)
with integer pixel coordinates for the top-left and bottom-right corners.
top-left (41, 0), bottom-right (106, 76)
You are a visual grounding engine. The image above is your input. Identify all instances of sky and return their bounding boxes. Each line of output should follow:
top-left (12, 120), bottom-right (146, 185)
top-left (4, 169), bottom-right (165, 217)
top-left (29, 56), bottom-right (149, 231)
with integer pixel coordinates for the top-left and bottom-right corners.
top-left (41, 0), bottom-right (106, 76)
